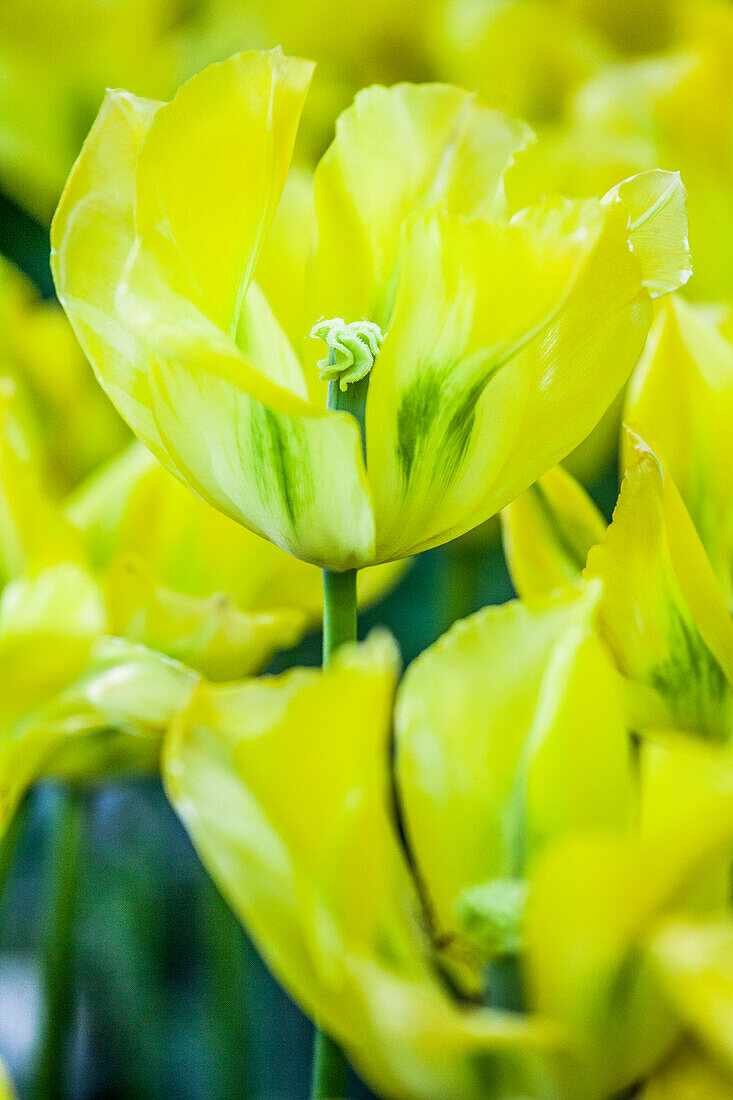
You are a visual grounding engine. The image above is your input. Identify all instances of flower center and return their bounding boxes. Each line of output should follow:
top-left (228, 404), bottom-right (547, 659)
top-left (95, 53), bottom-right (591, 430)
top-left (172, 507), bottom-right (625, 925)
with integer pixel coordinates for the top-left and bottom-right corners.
top-left (310, 318), bottom-right (385, 392)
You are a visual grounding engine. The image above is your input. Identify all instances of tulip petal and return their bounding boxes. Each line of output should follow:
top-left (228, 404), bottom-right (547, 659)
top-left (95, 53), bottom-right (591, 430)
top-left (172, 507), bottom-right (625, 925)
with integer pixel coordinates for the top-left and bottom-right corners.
top-left (369, 196), bottom-right (650, 561)
top-left (311, 82), bottom-right (532, 333)
top-left (625, 297), bottom-right (733, 604)
top-left (641, 1044), bottom-right (733, 1100)
top-left (651, 919), bottom-right (733, 1075)
top-left (104, 555), bottom-right (306, 680)
top-left (395, 582), bottom-right (630, 986)
top-left (0, 629), bottom-right (198, 831)
top-left (0, 385), bottom-right (84, 584)
top-left (602, 170), bottom-right (692, 297)
top-left (164, 632), bottom-right (579, 1100)
top-left (51, 88), bottom-right (165, 458)
top-left (502, 465), bottom-right (607, 598)
top-left (110, 223), bottom-right (376, 567)
top-left (69, 443), bottom-right (402, 621)
top-left (134, 48), bottom-right (314, 333)
top-left (528, 743), bottom-right (733, 1091)
top-left (585, 432), bottom-right (733, 739)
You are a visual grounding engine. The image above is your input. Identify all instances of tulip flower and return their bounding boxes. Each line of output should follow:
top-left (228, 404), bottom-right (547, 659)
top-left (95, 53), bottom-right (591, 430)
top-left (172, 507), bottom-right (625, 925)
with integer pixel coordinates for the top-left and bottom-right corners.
top-left (625, 297), bottom-right (733, 604)
top-left (0, 258), bottom-right (128, 493)
top-left (67, 442), bottom-right (405, 678)
top-left (163, 599), bottom-right (733, 1098)
top-left (0, 371), bottom-right (405, 841)
top-left (503, 431), bottom-right (733, 740)
top-left (528, 733), bottom-right (733, 1093)
top-left (641, 1044), bottom-right (733, 1098)
top-left (503, 1), bottom-right (732, 301)
top-left (650, 917), bottom-right (733, 1076)
top-left (52, 47), bottom-right (690, 571)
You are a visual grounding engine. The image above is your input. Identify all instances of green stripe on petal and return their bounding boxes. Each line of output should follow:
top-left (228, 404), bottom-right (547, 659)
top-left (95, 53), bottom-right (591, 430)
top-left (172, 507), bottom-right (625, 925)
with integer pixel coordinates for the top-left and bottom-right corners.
top-left (585, 432), bottom-right (733, 740)
top-left (393, 196), bottom-right (650, 557)
top-left (369, 196), bottom-right (647, 562)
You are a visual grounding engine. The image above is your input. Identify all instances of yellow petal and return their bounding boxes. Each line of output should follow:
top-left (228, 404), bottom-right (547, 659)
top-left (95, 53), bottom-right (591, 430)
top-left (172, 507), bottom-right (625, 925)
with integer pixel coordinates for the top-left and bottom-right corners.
top-left (50, 87), bottom-right (165, 458)
top-left (0, 1059), bottom-right (14, 1100)
top-left (370, 195), bottom-right (650, 560)
top-left (0, 630), bottom-right (197, 828)
top-left (0, 257), bottom-right (128, 492)
top-left (528, 743), bottom-right (733, 1092)
top-left (163, 631), bottom-right (584, 1100)
top-left (585, 432), bottom-right (733, 739)
top-left (434, 0), bottom-right (608, 125)
top-left (625, 297), bottom-right (733, 604)
top-left (252, 166), bottom-right (315, 368)
top-left (0, 384), bottom-right (84, 584)
top-left (641, 1044), bottom-right (733, 1100)
top-left (395, 582), bottom-right (630, 987)
top-left (310, 82), bottom-right (532, 332)
top-left (602, 170), bottom-right (692, 297)
top-left (104, 555), bottom-right (306, 681)
top-left (110, 211), bottom-right (375, 567)
top-left (502, 465), bottom-right (607, 598)
top-left (651, 918), bottom-right (733, 1075)
top-left (134, 48), bottom-right (314, 334)
top-left (70, 443), bottom-right (402, 621)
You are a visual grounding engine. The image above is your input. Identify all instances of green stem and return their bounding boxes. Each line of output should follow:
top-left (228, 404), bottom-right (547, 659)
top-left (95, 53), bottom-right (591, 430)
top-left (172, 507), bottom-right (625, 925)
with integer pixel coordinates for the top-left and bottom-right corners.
top-left (200, 868), bottom-right (252, 1099)
top-left (310, 379), bottom-right (365, 1099)
top-left (31, 785), bottom-right (84, 1100)
top-left (0, 796), bottom-right (27, 909)
top-left (484, 954), bottom-right (525, 1014)
top-left (322, 568), bottom-right (357, 662)
top-left (311, 1030), bottom-right (348, 1100)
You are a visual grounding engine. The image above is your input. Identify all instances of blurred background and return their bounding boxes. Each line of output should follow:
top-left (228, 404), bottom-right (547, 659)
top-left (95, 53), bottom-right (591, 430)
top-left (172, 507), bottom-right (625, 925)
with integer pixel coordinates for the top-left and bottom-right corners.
top-left (0, 0), bottom-right (729, 1095)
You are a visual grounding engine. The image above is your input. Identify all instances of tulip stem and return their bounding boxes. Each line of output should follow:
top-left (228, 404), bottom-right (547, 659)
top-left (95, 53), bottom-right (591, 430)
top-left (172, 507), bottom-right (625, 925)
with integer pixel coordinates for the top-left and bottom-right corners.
top-left (312, 1030), bottom-right (348, 1100)
top-left (310, 371), bottom-right (367, 1099)
top-left (322, 569), bottom-right (358, 661)
top-left (31, 784), bottom-right (84, 1100)
top-left (312, 566), bottom-right (356, 1100)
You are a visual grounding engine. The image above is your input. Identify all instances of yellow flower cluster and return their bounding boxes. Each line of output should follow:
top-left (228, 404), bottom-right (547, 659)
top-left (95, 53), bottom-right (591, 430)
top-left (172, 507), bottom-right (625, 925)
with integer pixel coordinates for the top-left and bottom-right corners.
top-left (0, 1), bottom-right (729, 1096)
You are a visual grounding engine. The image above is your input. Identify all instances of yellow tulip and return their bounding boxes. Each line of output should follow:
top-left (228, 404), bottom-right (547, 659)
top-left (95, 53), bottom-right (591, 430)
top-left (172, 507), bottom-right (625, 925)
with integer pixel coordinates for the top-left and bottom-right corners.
top-left (0, 379), bottom-right (396, 822)
top-left (0, 551), bottom-right (198, 832)
top-left (504, 431), bottom-right (733, 740)
top-left (0, 0), bottom-right (185, 221)
top-left (501, 464), bottom-right (606, 598)
top-left (641, 1044), bottom-right (733, 1099)
top-left (0, 1062), bottom-right (14, 1100)
top-left (651, 918), bottom-right (733, 1076)
top-left (625, 296), bottom-right (733, 604)
top-left (164, 631), bottom-right (605, 1100)
top-left (0, 382), bottom-right (84, 585)
top-left (0, 258), bottom-right (128, 494)
top-left (163, 616), bottom-right (733, 1097)
top-left (528, 737), bottom-right (733, 1093)
top-left (52, 48), bottom-right (690, 570)
top-left (585, 432), bottom-right (733, 738)
top-left (503, 0), bottom-right (733, 301)
top-left (394, 581), bottom-right (632, 994)
top-left (67, 442), bottom-right (405, 678)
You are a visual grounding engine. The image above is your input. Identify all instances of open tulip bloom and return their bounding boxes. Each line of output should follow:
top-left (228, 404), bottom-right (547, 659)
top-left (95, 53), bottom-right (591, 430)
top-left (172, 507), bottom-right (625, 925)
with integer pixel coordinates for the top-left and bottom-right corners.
top-left (52, 46), bottom-right (690, 573)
